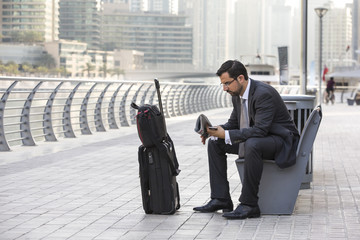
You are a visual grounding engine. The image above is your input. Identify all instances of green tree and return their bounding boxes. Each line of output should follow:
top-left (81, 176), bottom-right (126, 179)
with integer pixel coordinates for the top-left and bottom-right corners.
top-left (22, 63), bottom-right (35, 75)
top-left (10, 31), bottom-right (44, 43)
top-left (23, 31), bottom-right (44, 43)
top-left (4, 62), bottom-right (19, 75)
top-left (59, 67), bottom-right (68, 77)
top-left (83, 63), bottom-right (95, 78)
top-left (110, 68), bottom-right (125, 79)
top-left (38, 53), bottom-right (56, 69)
top-left (34, 66), bottom-right (48, 76)
top-left (9, 31), bottom-right (23, 42)
top-left (50, 66), bottom-right (67, 77)
top-left (99, 64), bottom-right (108, 79)
top-left (0, 61), bottom-right (6, 74)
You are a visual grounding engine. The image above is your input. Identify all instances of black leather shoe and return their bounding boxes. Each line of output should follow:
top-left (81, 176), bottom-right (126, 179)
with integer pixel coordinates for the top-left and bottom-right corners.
top-left (193, 199), bottom-right (233, 213)
top-left (222, 204), bottom-right (260, 219)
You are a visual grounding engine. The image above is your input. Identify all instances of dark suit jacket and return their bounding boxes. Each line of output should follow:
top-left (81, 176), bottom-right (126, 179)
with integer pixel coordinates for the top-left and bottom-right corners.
top-left (221, 79), bottom-right (300, 168)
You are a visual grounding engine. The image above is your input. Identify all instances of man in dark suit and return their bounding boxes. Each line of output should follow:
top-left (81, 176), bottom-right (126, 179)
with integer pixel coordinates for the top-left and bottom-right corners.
top-left (193, 60), bottom-right (300, 219)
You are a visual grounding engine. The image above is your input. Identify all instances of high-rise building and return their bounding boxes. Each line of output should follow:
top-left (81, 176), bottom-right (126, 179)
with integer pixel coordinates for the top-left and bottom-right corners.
top-left (101, 4), bottom-right (192, 69)
top-left (129, 0), bottom-right (144, 12)
top-left (232, 0), bottom-right (298, 71)
top-left (315, 2), bottom-right (353, 72)
top-left (59, 0), bottom-right (101, 50)
top-left (145, 0), bottom-right (178, 14)
top-left (102, 0), bottom-right (144, 12)
top-left (180, 0), bottom-right (228, 70)
top-left (147, 0), bottom-right (168, 13)
top-left (102, 0), bottom-right (128, 3)
top-left (353, 0), bottom-right (359, 62)
top-left (0, 0), bottom-right (59, 42)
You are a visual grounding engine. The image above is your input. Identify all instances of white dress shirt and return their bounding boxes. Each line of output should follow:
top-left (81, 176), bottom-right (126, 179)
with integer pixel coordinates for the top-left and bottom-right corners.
top-left (223, 78), bottom-right (251, 145)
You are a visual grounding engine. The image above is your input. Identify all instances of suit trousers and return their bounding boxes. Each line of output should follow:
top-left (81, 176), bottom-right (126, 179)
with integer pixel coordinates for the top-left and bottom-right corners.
top-left (208, 136), bottom-right (277, 206)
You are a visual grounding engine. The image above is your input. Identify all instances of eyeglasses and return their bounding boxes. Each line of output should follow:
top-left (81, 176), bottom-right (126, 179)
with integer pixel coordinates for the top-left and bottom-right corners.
top-left (220, 78), bottom-right (236, 87)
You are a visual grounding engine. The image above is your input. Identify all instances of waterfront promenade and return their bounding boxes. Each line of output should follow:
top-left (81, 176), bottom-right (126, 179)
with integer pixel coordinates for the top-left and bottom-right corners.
top-left (0, 103), bottom-right (360, 239)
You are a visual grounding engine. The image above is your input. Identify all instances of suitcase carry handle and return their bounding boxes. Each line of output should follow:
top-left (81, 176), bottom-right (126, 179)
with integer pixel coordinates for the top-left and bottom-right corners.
top-left (155, 140), bottom-right (180, 176)
top-left (131, 102), bottom-right (139, 109)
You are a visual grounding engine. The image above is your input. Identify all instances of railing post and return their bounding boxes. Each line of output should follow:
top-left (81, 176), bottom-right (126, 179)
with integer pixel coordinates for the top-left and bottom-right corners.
top-left (63, 82), bottom-right (81, 138)
top-left (80, 83), bottom-right (97, 134)
top-left (163, 84), bottom-right (174, 118)
top-left (214, 87), bottom-right (222, 108)
top-left (196, 86), bottom-right (204, 112)
top-left (184, 85), bottom-right (196, 114)
top-left (220, 90), bottom-right (227, 108)
top-left (140, 84), bottom-right (153, 105)
top-left (210, 86), bottom-right (218, 109)
top-left (0, 81), bottom-right (18, 151)
top-left (148, 86), bottom-right (157, 105)
top-left (177, 85), bottom-right (187, 116)
top-left (20, 81), bottom-right (43, 146)
top-left (108, 84), bottom-right (123, 129)
top-left (130, 83), bottom-right (145, 125)
top-left (180, 85), bottom-right (190, 115)
top-left (95, 83), bottom-right (112, 132)
top-left (43, 82), bottom-right (64, 141)
top-left (171, 85), bottom-right (183, 116)
top-left (119, 84), bottom-right (134, 126)
top-left (201, 86), bottom-right (210, 111)
top-left (198, 86), bottom-right (207, 111)
top-left (192, 86), bottom-right (202, 113)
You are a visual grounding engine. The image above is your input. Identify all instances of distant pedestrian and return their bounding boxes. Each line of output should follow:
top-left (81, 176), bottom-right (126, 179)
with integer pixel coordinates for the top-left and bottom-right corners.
top-left (325, 77), bottom-right (335, 104)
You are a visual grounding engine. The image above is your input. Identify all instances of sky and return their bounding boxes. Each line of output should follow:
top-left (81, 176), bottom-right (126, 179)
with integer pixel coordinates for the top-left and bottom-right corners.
top-left (285, 0), bottom-right (354, 8)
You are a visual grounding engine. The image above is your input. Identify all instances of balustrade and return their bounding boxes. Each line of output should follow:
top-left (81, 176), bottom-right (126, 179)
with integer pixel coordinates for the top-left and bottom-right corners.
top-left (1, 76), bottom-right (355, 152)
top-left (0, 77), bottom-right (231, 151)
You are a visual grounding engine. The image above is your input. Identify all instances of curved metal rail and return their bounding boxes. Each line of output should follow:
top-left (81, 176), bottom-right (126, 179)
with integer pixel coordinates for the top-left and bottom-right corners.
top-left (0, 76), bottom-right (231, 151)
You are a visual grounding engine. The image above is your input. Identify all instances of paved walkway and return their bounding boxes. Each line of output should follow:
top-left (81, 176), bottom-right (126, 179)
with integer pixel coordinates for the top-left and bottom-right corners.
top-left (0, 103), bottom-right (360, 240)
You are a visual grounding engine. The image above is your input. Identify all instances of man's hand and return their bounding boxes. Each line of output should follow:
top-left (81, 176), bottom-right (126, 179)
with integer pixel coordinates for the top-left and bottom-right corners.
top-left (200, 135), bottom-right (207, 145)
top-left (207, 125), bottom-right (225, 139)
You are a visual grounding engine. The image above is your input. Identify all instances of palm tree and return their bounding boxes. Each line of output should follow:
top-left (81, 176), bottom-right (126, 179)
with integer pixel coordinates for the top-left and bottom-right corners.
top-left (22, 63), bottom-right (35, 76)
top-left (34, 66), bottom-right (48, 76)
top-left (83, 63), bottom-right (95, 78)
top-left (110, 68), bottom-right (125, 80)
top-left (4, 62), bottom-right (19, 75)
top-left (0, 61), bottom-right (6, 74)
top-left (56, 67), bottom-right (68, 77)
top-left (99, 64), bottom-right (108, 79)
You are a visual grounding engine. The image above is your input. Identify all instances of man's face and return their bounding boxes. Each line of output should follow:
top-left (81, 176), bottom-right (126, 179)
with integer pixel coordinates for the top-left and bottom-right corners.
top-left (220, 72), bottom-right (244, 96)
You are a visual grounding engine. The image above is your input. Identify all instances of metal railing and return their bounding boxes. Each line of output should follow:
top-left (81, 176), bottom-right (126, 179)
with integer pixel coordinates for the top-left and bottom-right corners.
top-left (0, 76), bottom-right (231, 151)
top-left (1, 76), bottom-right (357, 152)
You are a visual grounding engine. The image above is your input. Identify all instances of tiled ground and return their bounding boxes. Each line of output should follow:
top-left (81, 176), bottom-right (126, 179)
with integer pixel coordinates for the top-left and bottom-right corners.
top-left (0, 103), bottom-right (360, 239)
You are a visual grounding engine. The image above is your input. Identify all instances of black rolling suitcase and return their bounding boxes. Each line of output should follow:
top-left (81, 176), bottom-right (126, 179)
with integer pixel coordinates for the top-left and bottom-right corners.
top-left (132, 79), bottom-right (180, 214)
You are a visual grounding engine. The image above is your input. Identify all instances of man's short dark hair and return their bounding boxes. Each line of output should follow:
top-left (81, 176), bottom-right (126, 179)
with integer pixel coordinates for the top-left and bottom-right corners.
top-left (216, 60), bottom-right (249, 80)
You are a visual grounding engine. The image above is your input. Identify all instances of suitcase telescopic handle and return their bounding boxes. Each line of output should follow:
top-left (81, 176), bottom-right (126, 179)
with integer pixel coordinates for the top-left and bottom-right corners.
top-left (154, 78), bottom-right (167, 134)
top-left (154, 79), bottom-right (163, 115)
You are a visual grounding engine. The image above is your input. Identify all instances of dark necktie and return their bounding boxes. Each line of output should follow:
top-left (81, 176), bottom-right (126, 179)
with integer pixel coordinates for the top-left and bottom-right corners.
top-left (239, 98), bottom-right (248, 157)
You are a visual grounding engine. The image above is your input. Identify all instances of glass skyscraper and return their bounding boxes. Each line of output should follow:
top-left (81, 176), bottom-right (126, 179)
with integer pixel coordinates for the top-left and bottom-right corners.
top-left (0, 0), bottom-right (59, 42)
top-left (59, 0), bottom-right (101, 50)
top-left (101, 8), bottom-right (192, 68)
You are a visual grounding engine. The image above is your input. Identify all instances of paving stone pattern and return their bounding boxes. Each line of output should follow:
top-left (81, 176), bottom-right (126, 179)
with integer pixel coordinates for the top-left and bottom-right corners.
top-left (0, 104), bottom-right (360, 239)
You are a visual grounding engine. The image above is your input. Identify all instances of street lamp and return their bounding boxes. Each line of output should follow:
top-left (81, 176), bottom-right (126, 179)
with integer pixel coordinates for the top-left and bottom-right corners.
top-left (315, 7), bottom-right (328, 104)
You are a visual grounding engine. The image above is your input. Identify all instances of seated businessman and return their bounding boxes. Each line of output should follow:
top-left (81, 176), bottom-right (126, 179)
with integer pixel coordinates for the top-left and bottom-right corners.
top-left (193, 60), bottom-right (299, 219)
